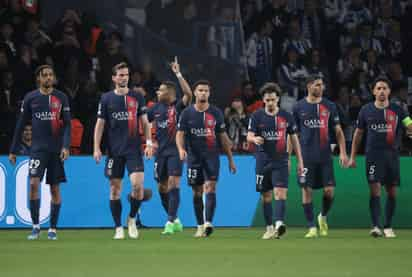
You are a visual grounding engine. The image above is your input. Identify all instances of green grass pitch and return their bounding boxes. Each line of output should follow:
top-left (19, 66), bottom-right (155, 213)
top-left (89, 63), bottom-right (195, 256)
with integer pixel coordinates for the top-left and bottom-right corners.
top-left (0, 228), bottom-right (411, 277)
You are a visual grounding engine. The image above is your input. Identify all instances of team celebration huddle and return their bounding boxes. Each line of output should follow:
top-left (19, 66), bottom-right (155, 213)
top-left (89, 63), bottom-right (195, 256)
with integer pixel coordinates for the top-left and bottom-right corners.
top-left (8, 59), bottom-right (412, 240)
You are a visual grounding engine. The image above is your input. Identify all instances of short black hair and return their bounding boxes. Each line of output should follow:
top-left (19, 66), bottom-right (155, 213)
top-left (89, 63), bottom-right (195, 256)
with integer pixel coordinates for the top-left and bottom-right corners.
top-left (112, 62), bottom-right (129, 76)
top-left (161, 80), bottom-right (177, 93)
top-left (259, 82), bottom-right (282, 97)
top-left (35, 64), bottom-right (54, 78)
top-left (372, 76), bottom-right (392, 91)
top-left (305, 73), bottom-right (323, 85)
top-left (193, 79), bottom-right (211, 91)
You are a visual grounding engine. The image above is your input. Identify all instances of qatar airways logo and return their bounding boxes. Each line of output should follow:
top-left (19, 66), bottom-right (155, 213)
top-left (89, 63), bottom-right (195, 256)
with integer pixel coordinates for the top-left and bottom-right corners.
top-left (112, 111), bottom-right (135, 120)
top-left (34, 111), bottom-right (58, 120)
top-left (370, 123), bottom-right (393, 133)
top-left (262, 130), bottom-right (283, 141)
top-left (190, 128), bottom-right (214, 137)
top-left (303, 119), bottom-right (326, 128)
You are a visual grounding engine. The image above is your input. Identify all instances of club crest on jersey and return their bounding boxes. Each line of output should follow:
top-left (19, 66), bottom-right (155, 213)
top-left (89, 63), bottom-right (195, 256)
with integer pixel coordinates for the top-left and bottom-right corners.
top-left (321, 111), bottom-right (328, 116)
top-left (279, 122), bottom-right (286, 128)
top-left (207, 120), bottom-right (215, 126)
top-left (388, 115), bottom-right (395, 121)
top-left (51, 102), bottom-right (60, 109)
top-left (128, 101), bottom-right (136, 108)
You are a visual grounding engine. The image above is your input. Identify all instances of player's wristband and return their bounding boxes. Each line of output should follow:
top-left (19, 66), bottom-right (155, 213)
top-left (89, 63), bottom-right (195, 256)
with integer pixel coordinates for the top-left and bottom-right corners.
top-left (402, 116), bottom-right (412, 127)
top-left (176, 72), bottom-right (183, 78)
top-left (146, 140), bottom-right (153, 147)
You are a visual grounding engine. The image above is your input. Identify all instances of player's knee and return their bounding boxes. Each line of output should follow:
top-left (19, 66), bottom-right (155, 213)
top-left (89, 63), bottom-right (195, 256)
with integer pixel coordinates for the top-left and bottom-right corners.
top-left (369, 183), bottom-right (381, 196)
top-left (204, 182), bottom-right (216, 193)
top-left (274, 189), bottom-right (287, 200)
top-left (323, 188), bottom-right (334, 199)
top-left (158, 181), bottom-right (168, 193)
top-left (261, 192), bottom-right (272, 203)
top-left (168, 176), bottom-right (180, 189)
top-left (301, 188), bottom-right (312, 203)
top-left (386, 186), bottom-right (397, 198)
top-left (192, 187), bottom-right (203, 197)
top-left (50, 186), bottom-right (61, 203)
top-left (110, 186), bottom-right (121, 200)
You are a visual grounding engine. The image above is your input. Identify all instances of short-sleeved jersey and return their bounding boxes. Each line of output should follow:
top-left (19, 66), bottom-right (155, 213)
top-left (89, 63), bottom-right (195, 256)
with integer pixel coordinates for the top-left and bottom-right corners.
top-left (10, 90), bottom-right (71, 154)
top-left (357, 102), bottom-right (408, 153)
top-left (248, 108), bottom-right (297, 164)
top-left (147, 100), bottom-right (186, 156)
top-left (177, 105), bottom-right (225, 157)
top-left (97, 90), bottom-right (147, 156)
top-left (293, 98), bottom-right (340, 163)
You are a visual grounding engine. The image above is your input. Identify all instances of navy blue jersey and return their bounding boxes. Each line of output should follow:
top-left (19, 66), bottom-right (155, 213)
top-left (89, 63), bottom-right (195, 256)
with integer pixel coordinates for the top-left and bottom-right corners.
top-left (147, 100), bottom-right (186, 156)
top-left (293, 98), bottom-right (340, 163)
top-left (177, 105), bottom-right (225, 156)
top-left (10, 90), bottom-right (71, 154)
top-left (248, 108), bottom-right (297, 163)
top-left (357, 102), bottom-right (408, 153)
top-left (97, 90), bottom-right (147, 156)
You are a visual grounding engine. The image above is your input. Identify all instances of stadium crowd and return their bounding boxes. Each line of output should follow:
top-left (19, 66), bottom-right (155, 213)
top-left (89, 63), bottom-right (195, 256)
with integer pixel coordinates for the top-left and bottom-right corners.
top-left (1, 0), bottom-right (412, 155)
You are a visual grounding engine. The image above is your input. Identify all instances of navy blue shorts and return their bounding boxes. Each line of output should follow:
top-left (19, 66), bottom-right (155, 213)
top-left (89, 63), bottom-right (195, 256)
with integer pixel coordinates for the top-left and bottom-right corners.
top-left (154, 155), bottom-right (183, 182)
top-left (255, 159), bottom-right (288, 192)
top-left (298, 160), bottom-right (335, 189)
top-left (366, 151), bottom-right (400, 186)
top-left (29, 152), bottom-right (66, 185)
top-left (105, 155), bottom-right (144, 179)
top-left (187, 155), bottom-right (220, 186)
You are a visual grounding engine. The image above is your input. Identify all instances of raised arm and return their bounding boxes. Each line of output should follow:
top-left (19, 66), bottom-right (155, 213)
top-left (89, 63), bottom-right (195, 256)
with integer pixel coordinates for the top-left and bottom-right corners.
top-left (171, 57), bottom-right (192, 105)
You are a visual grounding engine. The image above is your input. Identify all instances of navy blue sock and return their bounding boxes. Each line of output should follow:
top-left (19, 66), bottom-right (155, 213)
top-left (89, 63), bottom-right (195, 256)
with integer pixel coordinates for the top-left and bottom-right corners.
top-left (168, 188), bottom-right (180, 222)
top-left (274, 200), bottom-right (286, 222)
top-left (205, 192), bottom-right (216, 222)
top-left (50, 203), bottom-right (61, 229)
top-left (110, 199), bottom-right (122, 227)
top-left (384, 196), bottom-right (396, 228)
top-left (369, 196), bottom-right (381, 228)
top-left (303, 203), bottom-right (315, 227)
top-left (29, 199), bottom-right (40, 225)
top-left (193, 195), bottom-right (204, 225)
top-left (321, 196), bottom-right (334, 216)
top-left (160, 192), bottom-right (169, 214)
top-left (263, 201), bottom-right (273, 226)
top-left (129, 197), bottom-right (141, 218)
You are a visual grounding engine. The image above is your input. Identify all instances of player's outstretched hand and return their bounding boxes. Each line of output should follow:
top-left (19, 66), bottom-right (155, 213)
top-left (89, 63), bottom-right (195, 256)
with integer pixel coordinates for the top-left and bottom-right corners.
top-left (93, 149), bottom-right (102, 164)
top-left (60, 148), bottom-right (70, 161)
top-left (144, 144), bottom-right (154, 159)
top-left (8, 153), bottom-right (16, 166)
top-left (348, 158), bottom-right (357, 168)
top-left (254, 136), bottom-right (264, 145)
top-left (178, 149), bottom-right (187, 161)
top-left (229, 159), bottom-right (237, 174)
top-left (339, 153), bottom-right (349, 168)
top-left (170, 56), bottom-right (180, 74)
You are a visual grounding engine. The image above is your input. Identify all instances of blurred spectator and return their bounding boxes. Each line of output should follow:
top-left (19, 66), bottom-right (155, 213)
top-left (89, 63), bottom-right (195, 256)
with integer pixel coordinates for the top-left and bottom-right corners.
top-left (335, 85), bottom-right (353, 152)
top-left (171, 0), bottom-right (199, 47)
top-left (70, 118), bottom-right (84, 155)
top-left (386, 60), bottom-right (405, 88)
top-left (246, 18), bottom-right (273, 90)
top-left (15, 123), bottom-right (31, 155)
top-left (2, 0), bottom-right (29, 42)
top-left (235, 80), bottom-right (263, 114)
top-left (60, 58), bottom-right (82, 117)
top-left (224, 97), bottom-right (250, 152)
top-left (13, 44), bottom-right (37, 97)
top-left (0, 22), bottom-right (17, 57)
top-left (207, 5), bottom-right (237, 60)
top-left (384, 21), bottom-right (402, 60)
top-left (278, 46), bottom-right (308, 100)
top-left (24, 16), bottom-right (53, 60)
top-left (241, 0), bottom-right (260, 39)
top-left (337, 44), bottom-right (367, 86)
top-left (282, 17), bottom-right (313, 58)
top-left (0, 47), bottom-right (10, 76)
top-left (364, 49), bottom-right (385, 83)
top-left (97, 30), bottom-right (130, 92)
top-left (260, 0), bottom-right (291, 68)
top-left (0, 70), bottom-right (18, 153)
top-left (298, 0), bottom-right (323, 48)
top-left (339, 0), bottom-right (372, 31)
top-left (305, 48), bottom-right (330, 91)
top-left (357, 22), bottom-right (384, 56)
